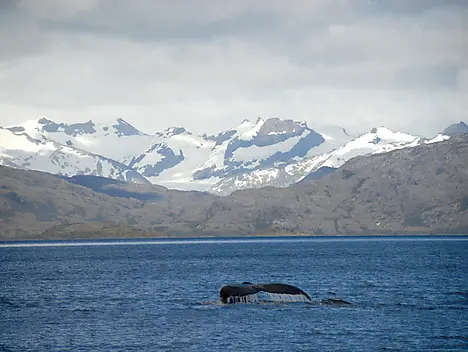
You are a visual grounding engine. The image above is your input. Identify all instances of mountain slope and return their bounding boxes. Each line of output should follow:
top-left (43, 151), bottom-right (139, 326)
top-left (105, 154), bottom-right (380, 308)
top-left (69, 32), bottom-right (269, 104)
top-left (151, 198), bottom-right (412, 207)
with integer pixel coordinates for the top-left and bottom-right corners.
top-left (200, 134), bottom-right (468, 235)
top-left (7, 118), bottom-right (154, 163)
top-left (3, 117), bottom-right (354, 192)
top-left (0, 166), bottom-right (216, 239)
top-left (0, 127), bottom-right (148, 183)
top-left (127, 127), bottom-right (216, 190)
top-left (2, 117), bottom-right (462, 195)
top-left (193, 118), bottom-right (347, 181)
top-left (209, 127), bottom-right (421, 195)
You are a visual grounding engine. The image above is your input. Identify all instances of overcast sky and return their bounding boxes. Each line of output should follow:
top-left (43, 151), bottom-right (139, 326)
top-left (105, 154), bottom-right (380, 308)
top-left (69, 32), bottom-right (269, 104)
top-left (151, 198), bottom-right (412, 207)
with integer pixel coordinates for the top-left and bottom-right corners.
top-left (0, 0), bottom-right (467, 136)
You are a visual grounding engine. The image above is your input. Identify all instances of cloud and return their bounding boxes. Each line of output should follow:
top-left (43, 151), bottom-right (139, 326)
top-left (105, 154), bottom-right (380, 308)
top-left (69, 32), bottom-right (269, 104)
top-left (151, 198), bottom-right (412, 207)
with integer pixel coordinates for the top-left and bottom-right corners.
top-left (0, 0), bottom-right (467, 136)
top-left (16, 0), bottom-right (100, 19)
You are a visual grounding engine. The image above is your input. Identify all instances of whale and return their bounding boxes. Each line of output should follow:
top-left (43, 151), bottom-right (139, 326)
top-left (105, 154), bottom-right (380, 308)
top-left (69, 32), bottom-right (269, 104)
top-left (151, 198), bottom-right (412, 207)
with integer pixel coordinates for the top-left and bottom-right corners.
top-left (220, 282), bottom-right (311, 303)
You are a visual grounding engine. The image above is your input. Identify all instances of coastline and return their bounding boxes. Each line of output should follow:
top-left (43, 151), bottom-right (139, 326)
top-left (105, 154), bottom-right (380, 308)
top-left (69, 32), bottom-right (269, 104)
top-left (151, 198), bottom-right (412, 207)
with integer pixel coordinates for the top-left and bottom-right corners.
top-left (1, 231), bottom-right (467, 243)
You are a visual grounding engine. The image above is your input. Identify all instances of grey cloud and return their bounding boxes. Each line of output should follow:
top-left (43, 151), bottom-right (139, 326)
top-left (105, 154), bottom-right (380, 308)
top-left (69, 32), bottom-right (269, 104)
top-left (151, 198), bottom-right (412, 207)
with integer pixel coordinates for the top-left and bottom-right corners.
top-left (0, 0), bottom-right (16, 10)
top-left (0, 0), bottom-right (466, 137)
top-left (38, 10), bottom-right (286, 44)
top-left (393, 65), bottom-right (460, 89)
top-left (0, 7), bottom-right (51, 61)
top-left (15, 0), bottom-right (100, 18)
top-left (364, 0), bottom-right (468, 15)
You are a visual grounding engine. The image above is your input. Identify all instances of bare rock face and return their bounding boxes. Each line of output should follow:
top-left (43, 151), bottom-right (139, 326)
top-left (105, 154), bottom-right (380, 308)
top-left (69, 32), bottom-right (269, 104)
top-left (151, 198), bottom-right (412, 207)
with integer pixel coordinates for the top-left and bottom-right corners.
top-left (38, 118), bottom-right (97, 136)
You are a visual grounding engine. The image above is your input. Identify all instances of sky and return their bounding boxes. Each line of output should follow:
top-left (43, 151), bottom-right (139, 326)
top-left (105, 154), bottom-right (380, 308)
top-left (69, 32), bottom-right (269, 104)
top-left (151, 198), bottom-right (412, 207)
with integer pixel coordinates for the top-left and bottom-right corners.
top-left (0, 0), bottom-right (467, 137)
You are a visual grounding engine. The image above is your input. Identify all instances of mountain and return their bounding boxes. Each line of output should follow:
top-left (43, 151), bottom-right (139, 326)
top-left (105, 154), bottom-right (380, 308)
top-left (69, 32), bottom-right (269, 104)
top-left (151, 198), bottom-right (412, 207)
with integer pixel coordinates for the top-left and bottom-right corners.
top-left (0, 166), bottom-right (216, 239)
top-left (192, 117), bottom-right (341, 180)
top-left (442, 121), bottom-right (468, 137)
top-left (2, 116), bottom-right (354, 192)
top-left (184, 117), bottom-right (352, 190)
top-left (6, 117), bottom-right (153, 163)
top-left (1, 117), bottom-right (462, 195)
top-left (209, 127), bottom-right (422, 195)
top-left (0, 127), bottom-right (148, 183)
top-left (199, 133), bottom-right (468, 235)
top-left (1, 133), bottom-right (467, 239)
top-left (126, 127), bottom-right (216, 190)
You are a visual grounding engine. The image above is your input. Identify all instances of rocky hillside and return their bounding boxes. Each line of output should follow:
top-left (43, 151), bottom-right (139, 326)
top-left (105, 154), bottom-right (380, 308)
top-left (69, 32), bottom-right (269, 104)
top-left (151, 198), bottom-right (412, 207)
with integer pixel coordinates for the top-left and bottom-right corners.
top-left (1, 134), bottom-right (467, 240)
top-left (202, 134), bottom-right (468, 235)
top-left (0, 167), bottom-right (216, 239)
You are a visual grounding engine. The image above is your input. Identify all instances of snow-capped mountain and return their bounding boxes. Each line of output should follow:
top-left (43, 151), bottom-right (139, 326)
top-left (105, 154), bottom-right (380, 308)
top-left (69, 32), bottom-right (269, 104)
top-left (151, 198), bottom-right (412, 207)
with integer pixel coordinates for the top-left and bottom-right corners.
top-left (0, 127), bottom-right (149, 183)
top-left (1, 117), bottom-right (459, 194)
top-left (209, 127), bottom-right (446, 195)
top-left (193, 117), bottom-right (350, 178)
top-left (127, 127), bottom-right (216, 190)
top-left (7, 118), bottom-right (154, 163)
top-left (119, 117), bottom-right (352, 190)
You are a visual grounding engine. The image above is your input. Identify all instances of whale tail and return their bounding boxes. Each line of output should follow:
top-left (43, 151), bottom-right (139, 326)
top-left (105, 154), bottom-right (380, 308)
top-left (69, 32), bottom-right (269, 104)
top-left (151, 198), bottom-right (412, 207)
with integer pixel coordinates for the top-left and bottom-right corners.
top-left (220, 282), bottom-right (311, 303)
top-left (256, 283), bottom-right (312, 301)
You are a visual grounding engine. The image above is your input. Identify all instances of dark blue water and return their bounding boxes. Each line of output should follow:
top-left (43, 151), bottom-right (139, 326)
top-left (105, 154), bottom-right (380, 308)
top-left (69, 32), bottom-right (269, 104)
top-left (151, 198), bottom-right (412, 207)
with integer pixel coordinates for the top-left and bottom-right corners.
top-left (1, 237), bottom-right (467, 351)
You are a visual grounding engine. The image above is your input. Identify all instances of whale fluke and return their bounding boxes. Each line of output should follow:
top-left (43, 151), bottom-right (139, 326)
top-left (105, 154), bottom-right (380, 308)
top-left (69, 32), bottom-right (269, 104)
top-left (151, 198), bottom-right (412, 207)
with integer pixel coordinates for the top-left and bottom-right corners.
top-left (220, 282), bottom-right (311, 303)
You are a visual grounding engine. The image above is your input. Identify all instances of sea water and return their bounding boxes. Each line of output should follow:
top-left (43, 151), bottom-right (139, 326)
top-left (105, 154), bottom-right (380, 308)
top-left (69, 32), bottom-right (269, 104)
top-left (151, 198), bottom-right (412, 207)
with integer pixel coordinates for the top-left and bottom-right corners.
top-left (1, 236), bottom-right (467, 351)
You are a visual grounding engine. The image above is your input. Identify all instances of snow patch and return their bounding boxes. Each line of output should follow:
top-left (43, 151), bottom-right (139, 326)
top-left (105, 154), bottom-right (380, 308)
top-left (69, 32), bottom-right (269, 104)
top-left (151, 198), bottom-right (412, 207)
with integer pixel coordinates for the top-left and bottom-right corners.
top-left (425, 134), bottom-right (450, 144)
top-left (232, 132), bottom-right (305, 163)
top-left (239, 118), bottom-right (265, 140)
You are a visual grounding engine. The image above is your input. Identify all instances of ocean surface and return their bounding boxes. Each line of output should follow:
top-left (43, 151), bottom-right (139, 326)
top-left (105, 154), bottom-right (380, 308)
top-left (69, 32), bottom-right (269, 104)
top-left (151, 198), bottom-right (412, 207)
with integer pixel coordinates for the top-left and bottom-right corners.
top-left (1, 236), bottom-right (467, 351)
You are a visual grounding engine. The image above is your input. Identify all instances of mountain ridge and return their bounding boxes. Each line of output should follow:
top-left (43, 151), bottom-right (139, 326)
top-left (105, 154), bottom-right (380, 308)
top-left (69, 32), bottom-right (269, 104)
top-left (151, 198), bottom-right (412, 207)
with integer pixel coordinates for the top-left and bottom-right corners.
top-left (1, 117), bottom-right (463, 194)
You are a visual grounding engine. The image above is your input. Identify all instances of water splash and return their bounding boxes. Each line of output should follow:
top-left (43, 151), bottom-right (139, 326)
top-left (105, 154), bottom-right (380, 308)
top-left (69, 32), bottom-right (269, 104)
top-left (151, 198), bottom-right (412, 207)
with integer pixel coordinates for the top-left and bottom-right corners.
top-left (264, 293), bottom-right (311, 303)
top-left (227, 292), bottom-right (311, 304)
top-left (227, 294), bottom-right (260, 304)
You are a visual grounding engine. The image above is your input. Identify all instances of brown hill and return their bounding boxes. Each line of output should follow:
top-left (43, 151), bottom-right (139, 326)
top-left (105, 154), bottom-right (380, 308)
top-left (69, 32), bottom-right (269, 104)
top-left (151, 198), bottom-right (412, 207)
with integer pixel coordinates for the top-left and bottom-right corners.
top-left (0, 167), bottom-right (216, 239)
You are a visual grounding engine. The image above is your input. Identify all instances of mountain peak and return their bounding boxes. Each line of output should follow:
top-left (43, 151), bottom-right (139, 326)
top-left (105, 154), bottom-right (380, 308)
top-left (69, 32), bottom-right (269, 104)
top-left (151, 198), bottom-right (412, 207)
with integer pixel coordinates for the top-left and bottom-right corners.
top-left (355, 127), bottom-right (418, 146)
top-left (442, 121), bottom-right (468, 137)
top-left (370, 126), bottom-right (393, 134)
top-left (115, 117), bottom-right (131, 125)
top-left (164, 126), bottom-right (187, 136)
top-left (258, 117), bottom-right (309, 137)
top-left (31, 117), bottom-right (143, 137)
top-left (111, 118), bottom-right (142, 136)
top-left (237, 117), bottom-right (265, 140)
top-left (37, 117), bottom-right (56, 125)
top-left (28, 118), bottom-right (97, 136)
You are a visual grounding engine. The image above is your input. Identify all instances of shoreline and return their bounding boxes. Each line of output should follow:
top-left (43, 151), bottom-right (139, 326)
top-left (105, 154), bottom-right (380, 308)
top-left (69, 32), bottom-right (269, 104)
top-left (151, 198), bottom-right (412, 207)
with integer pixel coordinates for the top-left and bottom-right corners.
top-left (1, 232), bottom-right (468, 243)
